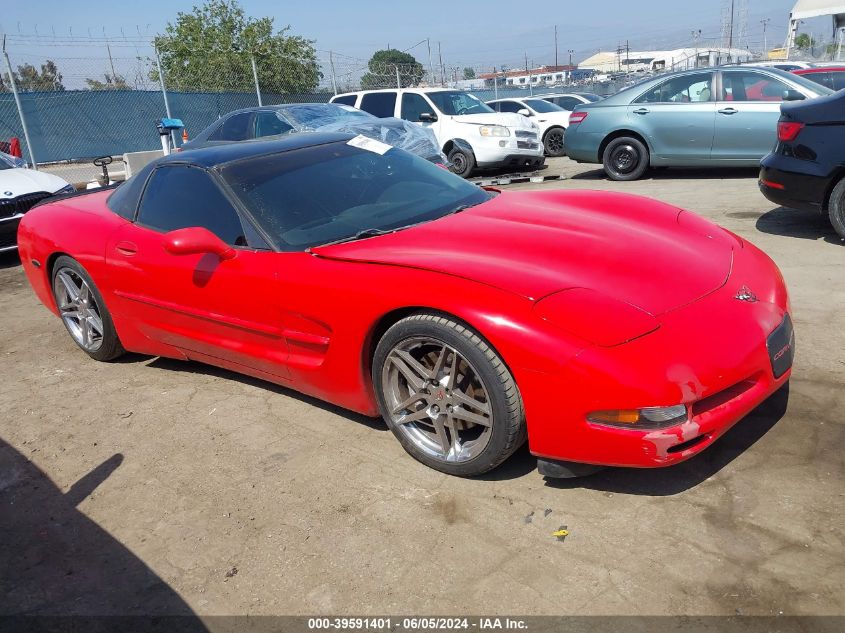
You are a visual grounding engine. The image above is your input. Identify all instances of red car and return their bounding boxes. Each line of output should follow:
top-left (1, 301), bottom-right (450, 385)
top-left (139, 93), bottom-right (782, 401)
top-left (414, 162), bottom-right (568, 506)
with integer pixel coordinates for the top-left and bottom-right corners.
top-left (18, 133), bottom-right (793, 478)
top-left (792, 67), bottom-right (845, 92)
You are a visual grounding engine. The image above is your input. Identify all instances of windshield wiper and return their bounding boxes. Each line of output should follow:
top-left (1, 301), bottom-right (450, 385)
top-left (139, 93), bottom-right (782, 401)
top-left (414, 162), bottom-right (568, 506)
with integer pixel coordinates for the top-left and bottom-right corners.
top-left (312, 228), bottom-right (393, 248)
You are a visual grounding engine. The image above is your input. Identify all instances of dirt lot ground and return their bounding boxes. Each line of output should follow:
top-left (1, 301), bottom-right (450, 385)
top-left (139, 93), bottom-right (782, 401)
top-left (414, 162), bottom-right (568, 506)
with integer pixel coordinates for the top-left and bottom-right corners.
top-left (1, 158), bottom-right (843, 620)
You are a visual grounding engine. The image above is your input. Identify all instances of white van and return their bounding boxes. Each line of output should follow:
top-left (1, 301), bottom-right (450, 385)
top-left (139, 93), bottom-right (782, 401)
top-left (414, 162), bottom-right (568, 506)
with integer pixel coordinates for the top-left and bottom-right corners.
top-left (330, 88), bottom-right (545, 177)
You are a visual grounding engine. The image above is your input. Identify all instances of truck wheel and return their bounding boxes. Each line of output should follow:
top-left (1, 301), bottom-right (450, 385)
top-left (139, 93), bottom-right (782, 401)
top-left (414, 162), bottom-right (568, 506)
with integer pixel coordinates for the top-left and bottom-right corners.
top-left (828, 178), bottom-right (845, 240)
top-left (448, 147), bottom-right (475, 178)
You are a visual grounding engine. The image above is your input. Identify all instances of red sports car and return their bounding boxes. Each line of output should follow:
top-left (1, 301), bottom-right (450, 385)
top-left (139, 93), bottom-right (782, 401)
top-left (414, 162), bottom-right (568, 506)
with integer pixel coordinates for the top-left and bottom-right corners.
top-left (18, 133), bottom-right (793, 478)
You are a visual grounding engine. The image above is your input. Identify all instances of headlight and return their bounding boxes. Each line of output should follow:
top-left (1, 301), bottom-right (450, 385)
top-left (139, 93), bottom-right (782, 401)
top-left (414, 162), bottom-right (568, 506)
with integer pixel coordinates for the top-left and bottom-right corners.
top-left (479, 125), bottom-right (510, 137)
top-left (587, 405), bottom-right (687, 429)
top-left (56, 184), bottom-right (75, 194)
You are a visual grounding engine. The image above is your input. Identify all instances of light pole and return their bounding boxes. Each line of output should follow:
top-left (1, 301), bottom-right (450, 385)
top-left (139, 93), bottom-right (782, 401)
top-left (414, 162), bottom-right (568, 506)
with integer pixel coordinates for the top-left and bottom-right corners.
top-left (568, 49), bottom-right (574, 84)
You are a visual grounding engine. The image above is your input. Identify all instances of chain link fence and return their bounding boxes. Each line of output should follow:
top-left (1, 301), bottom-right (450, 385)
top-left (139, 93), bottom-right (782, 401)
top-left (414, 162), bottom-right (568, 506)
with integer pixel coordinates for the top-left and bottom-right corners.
top-left (2, 33), bottom-right (842, 183)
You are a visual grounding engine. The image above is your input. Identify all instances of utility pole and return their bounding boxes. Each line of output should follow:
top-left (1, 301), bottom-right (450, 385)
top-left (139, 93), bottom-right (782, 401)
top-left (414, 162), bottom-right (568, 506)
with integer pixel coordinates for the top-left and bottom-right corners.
top-left (554, 25), bottom-right (558, 67)
top-left (692, 29), bottom-right (701, 67)
top-left (760, 18), bottom-right (770, 57)
top-left (728, 0), bottom-right (735, 54)
top-left (106, 43), bottom-right (117, 82)
top-left (625, 40), bottom-right (631, 75)
top-left (329, 50), bottom-right (338, 95)
top-left (438, 41), bottom-right (444, 86)
top-left (427, 38), bottom-right (434, 85)
top-left (568, 49), bottom-right (574, 84)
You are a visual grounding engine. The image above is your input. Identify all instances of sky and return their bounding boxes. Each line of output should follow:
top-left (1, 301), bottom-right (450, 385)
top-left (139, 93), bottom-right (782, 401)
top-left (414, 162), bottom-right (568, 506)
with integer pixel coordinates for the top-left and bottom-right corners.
top-left (1, 0), bottom-right (837, 87)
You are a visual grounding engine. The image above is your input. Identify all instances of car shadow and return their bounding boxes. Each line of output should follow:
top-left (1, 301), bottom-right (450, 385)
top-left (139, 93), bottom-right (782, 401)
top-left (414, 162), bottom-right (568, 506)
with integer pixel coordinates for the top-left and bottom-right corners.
top-left (542, 383), bottom-right (790, 496)
top-left (571, 166), bottom-right (760, 181)
top-left (0, 438), bottom-right (208, 627)
top-left (756, 206), bottom-right (844, 245)
top-left (145, 357), bottom-right (388, 432)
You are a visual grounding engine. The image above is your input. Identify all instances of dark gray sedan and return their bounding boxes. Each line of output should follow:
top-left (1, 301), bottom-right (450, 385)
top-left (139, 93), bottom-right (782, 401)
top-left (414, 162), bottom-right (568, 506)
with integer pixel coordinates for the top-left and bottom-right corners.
top-left (564, 66), bottom-right (832, 180)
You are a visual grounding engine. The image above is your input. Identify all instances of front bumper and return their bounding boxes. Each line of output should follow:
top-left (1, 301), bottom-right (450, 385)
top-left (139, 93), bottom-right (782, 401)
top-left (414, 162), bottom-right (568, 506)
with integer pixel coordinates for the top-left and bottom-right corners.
top-left (0, 214), bottom-right (23, 252)
top-left (520, 239), bottom-right (793, 468)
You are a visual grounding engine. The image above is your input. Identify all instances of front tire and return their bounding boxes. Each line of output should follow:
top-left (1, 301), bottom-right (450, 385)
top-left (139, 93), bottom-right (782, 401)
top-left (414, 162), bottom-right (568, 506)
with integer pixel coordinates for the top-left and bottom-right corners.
top-left (543, 127), bottom-right (566, 157)
top-left (373, 313), bottom-right (525, 477)
top-left (447, 146), bottom-right (476, 178)
top-left (51, 255), bottom-right (125, 361)
top-left (602, 136), bottom-right (649, 181)
top-left (828, 178), bottom-right (845, 240)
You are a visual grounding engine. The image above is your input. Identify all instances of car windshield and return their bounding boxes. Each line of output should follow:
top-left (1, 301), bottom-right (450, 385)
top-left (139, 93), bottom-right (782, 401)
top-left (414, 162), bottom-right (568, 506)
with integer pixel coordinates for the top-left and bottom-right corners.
top-left (427, 91), bottom-right (494, 115)
top-left (220, 140), bottom-right (492, 251)
top-left (524, 99), bottom-right (564, 113)
top-left (0, 152), bottom-right (25, 169)
top-left (277, 103), bottom-right (373, 129)
top-left (775, 69), bottom-right (835, 95)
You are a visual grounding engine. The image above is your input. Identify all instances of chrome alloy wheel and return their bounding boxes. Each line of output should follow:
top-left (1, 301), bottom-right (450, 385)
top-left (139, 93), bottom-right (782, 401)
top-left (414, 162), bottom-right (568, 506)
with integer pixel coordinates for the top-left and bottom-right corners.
top-left (382, 337), bottom-right (493, 463)
top-left (53, 268), bottom-right (104, 352)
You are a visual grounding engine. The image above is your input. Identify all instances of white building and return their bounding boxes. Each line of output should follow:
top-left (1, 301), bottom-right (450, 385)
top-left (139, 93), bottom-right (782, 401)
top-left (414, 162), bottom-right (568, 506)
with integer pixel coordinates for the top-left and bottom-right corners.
top-left (579, 47), bottom-right (755, 73)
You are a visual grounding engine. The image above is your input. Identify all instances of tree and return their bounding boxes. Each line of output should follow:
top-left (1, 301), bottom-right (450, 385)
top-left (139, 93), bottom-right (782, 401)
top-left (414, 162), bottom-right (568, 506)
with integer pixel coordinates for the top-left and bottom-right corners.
top-left (361, 49), bottom-right (424, 89)
top-left (463, 67), bottom-right (476, 80)
top-left (86, 73), bottom-right (131, 90)
top-left (794, 33), bottom-right (816, 50)
top-left (153, 0), bottom-right (321, 93)
top-left (0, 60), bottom-right (65, 92)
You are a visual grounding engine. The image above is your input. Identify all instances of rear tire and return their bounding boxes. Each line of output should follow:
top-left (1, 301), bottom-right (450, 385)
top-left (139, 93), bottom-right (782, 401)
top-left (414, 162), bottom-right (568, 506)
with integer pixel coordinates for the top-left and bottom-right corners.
top-left (373, 313), bottom-right (526, 477)
top-left (51, 255), bottom-right (125, 361)
top-left (447, 146), bottom-right (476, 178)
top-left (602, 136), bottom-right (649, 181)
top-left (828, 178), bottom-right (845, 240)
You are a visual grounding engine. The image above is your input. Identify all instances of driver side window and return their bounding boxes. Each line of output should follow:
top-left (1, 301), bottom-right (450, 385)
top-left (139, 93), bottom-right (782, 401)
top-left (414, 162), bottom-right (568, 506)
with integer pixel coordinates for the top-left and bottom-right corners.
top-left (137, 165), bottom-right (249, 246)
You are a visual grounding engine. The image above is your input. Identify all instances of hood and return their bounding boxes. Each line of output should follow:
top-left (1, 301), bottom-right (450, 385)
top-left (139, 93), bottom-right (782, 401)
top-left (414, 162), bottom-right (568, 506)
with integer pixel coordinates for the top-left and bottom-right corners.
top-left (454, 112), bottom-right (537, 130)
top-left (311, 190), bottom-right (734, 316)
top-left (0, 168), bottom-right (69, 197)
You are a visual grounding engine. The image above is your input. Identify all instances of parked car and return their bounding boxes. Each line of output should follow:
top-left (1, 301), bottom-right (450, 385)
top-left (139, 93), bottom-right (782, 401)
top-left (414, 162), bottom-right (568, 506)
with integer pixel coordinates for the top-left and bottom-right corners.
top-left (537, 92), bottom-right (603, 111)
top-left (759, 88), bottom-right (845, 238)
top-left (330, 89), bottom-right (544, 177)
top-left (19, 132), bottom-right (792, 478)
top-left (486, 97), bottom-right (569, 156)
top-left (742, 61), bottom-right (814, 72)
top-left (564, 66), bottom-right (832, 180)
top-left (1, 155), bottom-right (73, 253)
top-left (792, 66), bottom-right (845, 91)
top-left (181, 103), bottom-right (446, 165)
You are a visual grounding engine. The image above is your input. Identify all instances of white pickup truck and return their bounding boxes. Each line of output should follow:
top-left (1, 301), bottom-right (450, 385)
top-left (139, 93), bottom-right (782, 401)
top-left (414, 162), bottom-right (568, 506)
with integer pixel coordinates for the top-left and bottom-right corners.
top-left (330, 88), bottom-right (545, 177)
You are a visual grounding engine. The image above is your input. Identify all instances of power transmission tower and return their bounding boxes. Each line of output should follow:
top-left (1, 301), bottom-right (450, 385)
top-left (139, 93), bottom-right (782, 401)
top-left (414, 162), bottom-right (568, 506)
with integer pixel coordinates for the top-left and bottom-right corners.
top-left (760, 18), bottom-right (771, 57)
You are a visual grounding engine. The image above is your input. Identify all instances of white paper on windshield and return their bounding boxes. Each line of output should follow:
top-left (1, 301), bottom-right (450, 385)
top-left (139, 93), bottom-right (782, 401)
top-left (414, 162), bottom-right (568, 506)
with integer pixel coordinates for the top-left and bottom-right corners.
top-left (347, 134), bottom-right (392, 155)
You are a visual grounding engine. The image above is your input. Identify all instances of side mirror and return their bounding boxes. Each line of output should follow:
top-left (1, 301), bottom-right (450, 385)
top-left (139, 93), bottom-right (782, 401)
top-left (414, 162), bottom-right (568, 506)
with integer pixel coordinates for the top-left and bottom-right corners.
top-left (419, 112), bottom-right (438, 122)
top-left (517, 108), bottom-right (532, 117)
top-left (163, 227), bottom-right (236, 260)
top-left (783, 89), bottom-right (805, 101)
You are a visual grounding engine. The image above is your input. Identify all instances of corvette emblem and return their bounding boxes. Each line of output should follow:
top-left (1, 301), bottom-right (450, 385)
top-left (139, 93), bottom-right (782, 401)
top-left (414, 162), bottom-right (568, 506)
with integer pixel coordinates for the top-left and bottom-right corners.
top-left (734, 285), bottom-right (758, 303)
top-left (435, 389), bottom-right (445, 401)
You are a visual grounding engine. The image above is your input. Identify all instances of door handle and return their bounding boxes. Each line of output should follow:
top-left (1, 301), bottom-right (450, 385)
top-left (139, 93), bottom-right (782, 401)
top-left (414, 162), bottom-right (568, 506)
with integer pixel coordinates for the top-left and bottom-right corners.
top-left (632, 108), bottom-right (649, 115)
top-left (115, 241), bottom-right (138, 256)
top-left (718, 107), bottom-right (738, 115)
